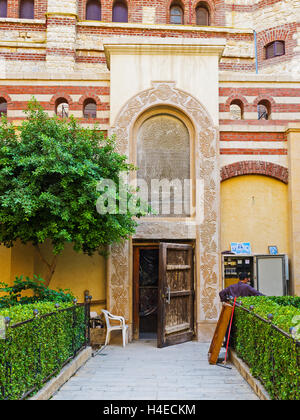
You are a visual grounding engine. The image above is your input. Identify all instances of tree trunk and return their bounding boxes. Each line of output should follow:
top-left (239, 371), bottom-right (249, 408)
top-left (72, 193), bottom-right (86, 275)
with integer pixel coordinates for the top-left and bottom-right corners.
top-left (34, 244), bottom-right (58, 287)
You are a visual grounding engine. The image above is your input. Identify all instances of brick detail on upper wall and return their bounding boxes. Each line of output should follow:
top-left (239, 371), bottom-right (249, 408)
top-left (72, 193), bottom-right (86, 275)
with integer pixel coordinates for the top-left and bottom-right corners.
top-left (220, 160), bottom-right (288, 184)
top-left (256, 23), bottom-right (298, 69)
top-left (77, 0), bottom-right (226, 26)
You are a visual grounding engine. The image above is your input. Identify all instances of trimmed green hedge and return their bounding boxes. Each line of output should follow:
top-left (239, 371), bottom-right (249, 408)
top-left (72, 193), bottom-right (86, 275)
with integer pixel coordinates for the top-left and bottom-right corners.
top-left (232, 296), bottom-right (300, 400)
top-left (0, 302), bottom-right (87, 400)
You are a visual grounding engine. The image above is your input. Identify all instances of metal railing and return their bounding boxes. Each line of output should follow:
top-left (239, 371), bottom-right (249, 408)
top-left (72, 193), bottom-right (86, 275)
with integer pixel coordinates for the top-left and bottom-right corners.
top-left (231, 299), bottom-right (300, 343)
top-left (0, 297), bottom-right (91, 400)
top-left (230, 299), bottom-right (300, 399)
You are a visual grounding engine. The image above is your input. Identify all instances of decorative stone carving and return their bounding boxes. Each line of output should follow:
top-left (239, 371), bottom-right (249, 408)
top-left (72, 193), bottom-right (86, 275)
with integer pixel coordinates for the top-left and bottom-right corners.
top-left (107, 82), bottom-right (220, 329)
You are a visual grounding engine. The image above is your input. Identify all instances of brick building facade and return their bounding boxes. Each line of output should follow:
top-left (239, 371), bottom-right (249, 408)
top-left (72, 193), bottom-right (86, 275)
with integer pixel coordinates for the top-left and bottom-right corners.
top-left (0, 0), bottom-right (299, 343)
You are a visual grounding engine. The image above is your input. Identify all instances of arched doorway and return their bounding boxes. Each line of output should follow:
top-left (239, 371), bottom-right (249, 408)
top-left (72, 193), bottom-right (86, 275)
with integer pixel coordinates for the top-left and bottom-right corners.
top-left (108, 82), bottom-right (219, 343)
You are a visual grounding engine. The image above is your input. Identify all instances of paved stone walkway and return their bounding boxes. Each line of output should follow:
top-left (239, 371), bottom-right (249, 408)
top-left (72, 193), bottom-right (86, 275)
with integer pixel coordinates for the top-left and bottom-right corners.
top-left (52, 340), bottom-right (259, 400)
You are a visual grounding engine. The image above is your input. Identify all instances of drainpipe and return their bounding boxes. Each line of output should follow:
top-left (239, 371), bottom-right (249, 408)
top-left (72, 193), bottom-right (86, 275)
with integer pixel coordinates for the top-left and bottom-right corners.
top-left (254, 30), bottom-right (258, 74)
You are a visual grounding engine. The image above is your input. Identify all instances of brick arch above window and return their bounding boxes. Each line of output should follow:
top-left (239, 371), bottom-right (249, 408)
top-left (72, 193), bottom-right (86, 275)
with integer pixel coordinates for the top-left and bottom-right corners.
top-left (225, 94), bottom-right (249, 112)
top-left (0, 93), bottom-right (12, 105)
top-left (78, 94), bottom-right (101, 106)
top-left (259, 30), bottom-right (288, 49)
top-left (256, 25), bottom-right (295, 65)
top-left (50, 93), bottom-right (73, 107)
top-left (253, 95), bottom-right (276, 108)
top-left (220, 161), bottom-right (288, 184)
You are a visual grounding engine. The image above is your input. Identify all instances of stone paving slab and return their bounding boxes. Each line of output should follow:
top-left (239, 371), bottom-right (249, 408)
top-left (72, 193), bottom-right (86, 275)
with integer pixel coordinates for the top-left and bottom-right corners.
top-left (52, 340), bottom-right (259, 400)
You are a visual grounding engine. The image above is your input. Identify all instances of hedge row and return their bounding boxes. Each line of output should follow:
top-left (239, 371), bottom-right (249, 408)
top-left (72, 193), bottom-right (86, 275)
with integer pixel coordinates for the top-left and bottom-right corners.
top-left (0, 302), bottom-right (87, 400)
top-left (232, 296), bottom-right (300, 400)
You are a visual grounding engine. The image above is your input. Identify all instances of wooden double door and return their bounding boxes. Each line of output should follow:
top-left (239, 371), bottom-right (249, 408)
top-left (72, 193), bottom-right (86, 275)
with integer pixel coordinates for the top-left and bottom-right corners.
top-left (133, 242), bottom-right (194, 348)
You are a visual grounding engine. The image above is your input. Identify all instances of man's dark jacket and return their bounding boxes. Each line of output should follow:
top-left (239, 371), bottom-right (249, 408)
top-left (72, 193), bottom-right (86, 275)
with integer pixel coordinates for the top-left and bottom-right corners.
top-left (219, 281), bottom-right (264, 302)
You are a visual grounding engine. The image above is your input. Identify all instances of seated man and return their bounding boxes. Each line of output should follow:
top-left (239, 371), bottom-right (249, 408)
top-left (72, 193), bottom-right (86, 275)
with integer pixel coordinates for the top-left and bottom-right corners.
top-left (219, 272), bottom-right (264, 302)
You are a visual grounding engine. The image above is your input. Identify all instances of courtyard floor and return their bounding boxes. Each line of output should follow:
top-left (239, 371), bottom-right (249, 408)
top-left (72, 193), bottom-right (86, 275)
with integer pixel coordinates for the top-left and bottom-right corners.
top-left (52, 340), bottom-right (259, 400)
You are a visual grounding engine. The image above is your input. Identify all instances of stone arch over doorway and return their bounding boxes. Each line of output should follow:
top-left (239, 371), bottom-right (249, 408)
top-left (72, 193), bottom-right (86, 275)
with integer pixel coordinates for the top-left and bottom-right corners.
top-left (107, 82), bottom-right (220, 341)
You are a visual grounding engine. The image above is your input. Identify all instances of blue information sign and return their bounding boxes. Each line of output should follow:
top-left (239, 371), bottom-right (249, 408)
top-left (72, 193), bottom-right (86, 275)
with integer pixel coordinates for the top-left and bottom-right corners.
top-left (230, 242), bottom-right (251, 255)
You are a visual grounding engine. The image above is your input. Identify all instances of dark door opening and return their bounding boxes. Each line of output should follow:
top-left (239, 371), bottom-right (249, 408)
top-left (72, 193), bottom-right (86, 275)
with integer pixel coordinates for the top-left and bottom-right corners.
top-left (138, 248), bottom-right (159, 339)
top-left (133, 242), bottom-right (195, 347)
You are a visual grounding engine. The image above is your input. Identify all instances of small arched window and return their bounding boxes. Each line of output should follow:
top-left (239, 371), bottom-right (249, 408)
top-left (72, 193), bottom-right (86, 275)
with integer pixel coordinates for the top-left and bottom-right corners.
top-left (257, 100), bottom-right (271, 120)
top-left (86, 0), bottom-right (101, 21)
top-left (170, 4), bottom-right (184, 25)
top-left (265, 41), bottom-right (285, 59)
top-left (19, 0), bottom-right (34, 19)
top-left (56, 98), bottom-right (69, 118)
top-left (196, 3), bottom-right (209, 26)
top-left (83, 99), bottom-right (97, 119)
top-left (230, 100), bottom-right (243, 120)
top-left (112, 1), bottom-right (128, 23)
top-left (0, 0), bottom-right (7, 18)
top-left (0, 98), bottom-right (7, 116)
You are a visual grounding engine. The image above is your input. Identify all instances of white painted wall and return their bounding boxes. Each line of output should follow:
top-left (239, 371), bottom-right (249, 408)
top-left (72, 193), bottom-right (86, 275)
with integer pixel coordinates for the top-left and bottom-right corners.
top-left (106, 39), bottom-right (224, 126)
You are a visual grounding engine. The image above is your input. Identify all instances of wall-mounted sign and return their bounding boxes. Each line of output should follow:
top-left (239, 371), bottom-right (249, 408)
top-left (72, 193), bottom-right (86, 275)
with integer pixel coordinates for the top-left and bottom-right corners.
top-left (230, 242), bottom-right (251, 255)
top-left (268, 246), bottom-right (278, 255)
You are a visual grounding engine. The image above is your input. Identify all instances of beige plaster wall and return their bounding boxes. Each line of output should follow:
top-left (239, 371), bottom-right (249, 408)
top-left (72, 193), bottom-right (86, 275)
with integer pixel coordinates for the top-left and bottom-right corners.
top-left (34, 242), bottom-right (107, 304)
top-left (0, 241), bottom-right (106, 308)
top-left (106, 40), bottom-right (224, 127)
top-left (221, 175), bottom-right (289, 255)
top-left (0, 246), bottom-right (11, 285)
top-left (287, 124), bottom-right (300, 296)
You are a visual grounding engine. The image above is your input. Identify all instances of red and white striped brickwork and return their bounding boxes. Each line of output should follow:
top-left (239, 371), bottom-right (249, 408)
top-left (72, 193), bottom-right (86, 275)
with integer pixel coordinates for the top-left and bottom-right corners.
top-left (0, 0), bottom-right (298, 177)
top-left (219, 78), bottom-right (300, 170)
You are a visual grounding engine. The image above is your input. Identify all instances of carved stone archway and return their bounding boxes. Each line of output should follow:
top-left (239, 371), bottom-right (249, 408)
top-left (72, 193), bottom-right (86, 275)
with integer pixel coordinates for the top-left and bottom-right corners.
top-left (107, 82), bottom-right (220, 340)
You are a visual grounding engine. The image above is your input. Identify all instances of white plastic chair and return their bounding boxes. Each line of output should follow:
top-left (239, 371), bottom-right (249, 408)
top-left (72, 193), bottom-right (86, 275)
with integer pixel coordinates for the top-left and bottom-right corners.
top-left (101, 309), bottom-right (128, 347)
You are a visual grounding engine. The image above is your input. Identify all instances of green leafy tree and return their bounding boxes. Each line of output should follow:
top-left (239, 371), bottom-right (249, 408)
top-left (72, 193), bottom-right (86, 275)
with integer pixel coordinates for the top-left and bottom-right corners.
top-left (0, 99), bottom-right (146, 286)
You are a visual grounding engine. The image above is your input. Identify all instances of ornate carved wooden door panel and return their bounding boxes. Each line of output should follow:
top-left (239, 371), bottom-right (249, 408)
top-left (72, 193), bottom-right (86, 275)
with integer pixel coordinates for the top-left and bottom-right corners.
top-left (158, 243), bottom-right (194, 348)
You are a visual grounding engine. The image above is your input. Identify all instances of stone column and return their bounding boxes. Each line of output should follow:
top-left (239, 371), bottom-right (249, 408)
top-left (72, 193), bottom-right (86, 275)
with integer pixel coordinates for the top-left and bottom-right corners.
top-left (46, 0), bottom-right (77, 73)
top-left (287, 123), bottom-right (300, 296)
top-left (107, 240), bottom-right (133, 339)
